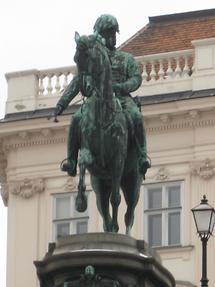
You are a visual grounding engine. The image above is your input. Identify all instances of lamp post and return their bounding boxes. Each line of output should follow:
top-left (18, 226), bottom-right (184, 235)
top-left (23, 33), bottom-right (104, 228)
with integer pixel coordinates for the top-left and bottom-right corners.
top-left (191, 195), bottom-right (215, 287)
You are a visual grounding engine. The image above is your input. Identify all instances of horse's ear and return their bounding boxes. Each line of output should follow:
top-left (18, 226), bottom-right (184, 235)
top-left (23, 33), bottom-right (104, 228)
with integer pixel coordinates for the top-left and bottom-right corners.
top-left (75, 31), bottom-right (80, 44)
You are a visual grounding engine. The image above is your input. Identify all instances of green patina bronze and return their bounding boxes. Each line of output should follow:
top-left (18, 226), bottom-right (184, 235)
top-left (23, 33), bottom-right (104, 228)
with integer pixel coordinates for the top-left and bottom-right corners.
top-left (53, 14), bottom-right (150, 234)
top-left (64, 265), bottom-right (122, 286)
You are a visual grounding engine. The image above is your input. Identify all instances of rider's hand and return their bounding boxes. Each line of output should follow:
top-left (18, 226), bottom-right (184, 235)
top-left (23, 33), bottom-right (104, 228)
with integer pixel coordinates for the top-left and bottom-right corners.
top-left (49, 104), bottom-right (64, 123)
top-left (54, 104), bottom-right (64, 116)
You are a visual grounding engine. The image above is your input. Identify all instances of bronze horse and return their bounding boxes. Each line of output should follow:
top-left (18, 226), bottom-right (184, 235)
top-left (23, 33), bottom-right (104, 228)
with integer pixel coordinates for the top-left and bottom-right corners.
top-left (74, 32), bottom-right (143, 234)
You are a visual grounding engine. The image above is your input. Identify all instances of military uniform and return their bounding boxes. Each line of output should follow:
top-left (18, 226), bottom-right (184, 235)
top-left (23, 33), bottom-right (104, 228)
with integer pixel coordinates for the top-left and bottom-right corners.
top-left (54, 13), bottom-right (149, 176)
top-left (55, 46), bottom-right (147, 176)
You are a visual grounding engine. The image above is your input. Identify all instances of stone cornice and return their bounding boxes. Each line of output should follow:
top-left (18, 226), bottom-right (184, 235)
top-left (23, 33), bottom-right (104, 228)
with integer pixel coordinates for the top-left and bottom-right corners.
top-left (3, 135), bottom-right (66, 151)
top-left (146, 116), bottom-right (215, 133)
top-left (1, 114), bottom-right (215, 151)
top-left (0, 105), bottom-right (215, 153)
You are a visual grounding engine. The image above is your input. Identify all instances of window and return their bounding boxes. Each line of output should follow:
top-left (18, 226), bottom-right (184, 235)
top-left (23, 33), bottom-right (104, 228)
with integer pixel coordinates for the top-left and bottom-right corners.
top-left (52, 193), bottom-right (89, 241)
top-left (144, 182), bottom-right (182, 247)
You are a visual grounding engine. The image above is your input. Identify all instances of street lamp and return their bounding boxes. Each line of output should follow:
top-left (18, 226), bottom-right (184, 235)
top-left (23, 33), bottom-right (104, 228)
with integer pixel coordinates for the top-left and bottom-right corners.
top-left (191, 195), bottom-right (215, 287)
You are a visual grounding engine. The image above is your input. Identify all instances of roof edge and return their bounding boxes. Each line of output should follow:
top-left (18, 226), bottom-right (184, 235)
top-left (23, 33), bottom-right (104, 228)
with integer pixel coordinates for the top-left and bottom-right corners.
top-left (149, 8), bottom-right (215, 23)
top-left (118, 24), bottom-right (149, 51)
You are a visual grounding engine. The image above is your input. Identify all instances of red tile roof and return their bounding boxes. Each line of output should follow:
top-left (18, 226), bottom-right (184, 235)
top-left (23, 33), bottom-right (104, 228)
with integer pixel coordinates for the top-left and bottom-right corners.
top-left (119, 9), bottom-right (215, 56)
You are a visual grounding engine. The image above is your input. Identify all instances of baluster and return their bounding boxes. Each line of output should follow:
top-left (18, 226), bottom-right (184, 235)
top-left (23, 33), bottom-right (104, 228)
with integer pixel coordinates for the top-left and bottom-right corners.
top-left (39, 76), bottom-right (45, 96)
top-left (158, 59), bottom-right (165, 80)
top-left (182, 55), bottom-right (189, 78)
top-left (174, 57), bottom-right (181, 78)
top-left (190, 56), bottom-right (195, 75)
top-left (47, 74), bottom-right (53, 95)
top-left (150, 61), bottom-right (156, 81)
top-left (55, 74), bottom-right (61, 93)
top-left (141, 62), bottom-right (148, 82)
top-left (166, 58), bottom-right (174, 79)
top-left (63, 73), bottom-right (69, 90)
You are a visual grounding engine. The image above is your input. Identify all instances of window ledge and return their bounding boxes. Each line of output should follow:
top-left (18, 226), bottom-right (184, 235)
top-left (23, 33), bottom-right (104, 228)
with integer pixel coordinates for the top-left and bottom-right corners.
top-left (153, 245), bottom-right (194, 259)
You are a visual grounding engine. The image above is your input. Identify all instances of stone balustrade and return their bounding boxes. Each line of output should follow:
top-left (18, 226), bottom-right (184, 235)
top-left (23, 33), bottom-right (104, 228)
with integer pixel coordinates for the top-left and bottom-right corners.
top-left (4, 37), bottom-right (215, 114)
top-left (37, 66), bottom-right (77, 97)
top-left (136, 49), bottom-right (194, 82)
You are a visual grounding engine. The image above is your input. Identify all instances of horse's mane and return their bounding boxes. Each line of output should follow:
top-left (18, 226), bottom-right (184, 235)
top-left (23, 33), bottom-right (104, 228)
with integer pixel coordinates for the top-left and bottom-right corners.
top-left (74, 33), bottom-right (113, 100)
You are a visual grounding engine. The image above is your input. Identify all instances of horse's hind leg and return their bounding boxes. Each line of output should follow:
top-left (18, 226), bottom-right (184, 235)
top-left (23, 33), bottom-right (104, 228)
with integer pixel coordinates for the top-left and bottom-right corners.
top-left (121, 170), bottom-right (142, 235)
top-left (91, 177), bottom-right (112, 232)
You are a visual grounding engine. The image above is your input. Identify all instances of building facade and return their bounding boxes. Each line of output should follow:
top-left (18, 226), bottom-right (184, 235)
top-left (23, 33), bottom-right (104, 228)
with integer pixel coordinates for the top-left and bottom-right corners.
top-left (1, 9), bottom-right (215, 287)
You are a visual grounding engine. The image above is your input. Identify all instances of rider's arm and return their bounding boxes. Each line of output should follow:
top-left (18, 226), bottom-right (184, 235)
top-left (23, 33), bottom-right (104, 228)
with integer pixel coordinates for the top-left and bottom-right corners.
top-left (113, 53), bottom-right (142, 94)
top-left (54, 75), bottom-right (80, 115)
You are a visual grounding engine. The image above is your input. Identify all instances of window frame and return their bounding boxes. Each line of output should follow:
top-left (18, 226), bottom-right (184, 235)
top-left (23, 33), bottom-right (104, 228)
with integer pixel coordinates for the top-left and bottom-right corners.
top-left (144, 181), bottom-right (183, 248)
top-left (52, 192), bottom-right (89, 241)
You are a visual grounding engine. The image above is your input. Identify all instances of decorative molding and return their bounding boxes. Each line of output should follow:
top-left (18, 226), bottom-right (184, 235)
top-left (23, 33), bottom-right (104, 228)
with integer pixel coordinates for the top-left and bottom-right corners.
top-left (9, 178), bottom-right (45, 199)
top-left (65, 127), bottom-right (69, 133)
top-left (40, 128), bottom-right (52, 137)
top-left (146, 117), bottom-right (215, 133)
top-left (155, 167), bottom-right (169, 181)
top-left (64, 178), bottom-right (76, 192)
top-left (18, 131), bottom-right (30, 140)
top-left (190, 158), bottom-right (215, 180)
top-left (0, 144), bottom-right (8, 206)
top-left (188, 110), bottom-right (200, 119)
top-left (160, 114), bottom-right (171, 123)
top-left (2, 136), bottom-right (66, 151)
top-left (0, 183), bottom-right (9, 206)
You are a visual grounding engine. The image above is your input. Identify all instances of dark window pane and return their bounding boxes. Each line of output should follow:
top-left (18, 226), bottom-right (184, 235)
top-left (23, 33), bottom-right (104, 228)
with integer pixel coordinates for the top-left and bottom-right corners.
top-left (56, 222), bottom-right (70, 239)
top-left (168, 212), bottom-right (180, 245)
top-left (168, 185), bottom-right (180, 207)
top-left (56, 197), bottom-right (70, 219)
top-left (148, 214), bottom-right (162, 246)
top-left (148, 188), bottom-right (162, 209)
top-left (77, 221), bottom-right (88, 234)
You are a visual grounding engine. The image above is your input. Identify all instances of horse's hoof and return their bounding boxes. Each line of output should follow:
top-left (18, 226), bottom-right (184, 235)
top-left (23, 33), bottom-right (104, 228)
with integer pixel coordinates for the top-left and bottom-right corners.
top-left (75, 195), bottom-right (87, 212)
top-left (112, 224), bottom-right (119, 233)
top-left (126, 227), bottom-right (131, 236)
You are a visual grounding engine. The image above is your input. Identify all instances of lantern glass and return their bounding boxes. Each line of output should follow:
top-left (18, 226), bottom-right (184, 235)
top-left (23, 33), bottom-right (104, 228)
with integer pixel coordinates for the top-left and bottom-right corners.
top-left (192, 196), bottom-right (215, 236)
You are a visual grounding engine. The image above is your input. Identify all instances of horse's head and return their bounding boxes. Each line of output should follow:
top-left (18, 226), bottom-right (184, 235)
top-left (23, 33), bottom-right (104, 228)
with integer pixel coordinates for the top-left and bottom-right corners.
top-left (74, 32), bottom-right (112, 98)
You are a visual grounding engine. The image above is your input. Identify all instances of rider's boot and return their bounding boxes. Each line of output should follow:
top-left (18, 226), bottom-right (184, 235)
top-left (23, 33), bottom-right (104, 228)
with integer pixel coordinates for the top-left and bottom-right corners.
top-left (61, 114), bottom-right (81, 176)
top-left (134, 117), bottom-right (151, 176)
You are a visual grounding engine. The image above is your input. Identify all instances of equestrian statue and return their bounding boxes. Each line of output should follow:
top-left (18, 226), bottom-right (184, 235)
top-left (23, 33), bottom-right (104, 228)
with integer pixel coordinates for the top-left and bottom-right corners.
top-left (53, 14), bottom-right (150, 234)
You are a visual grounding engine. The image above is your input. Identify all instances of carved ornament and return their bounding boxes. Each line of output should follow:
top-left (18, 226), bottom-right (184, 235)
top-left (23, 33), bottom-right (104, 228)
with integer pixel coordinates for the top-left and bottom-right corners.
top-left (64, 177), bottom-right (76, 191)
top-left (155, 167), bottom-right (169, 181)
top-left (10, 178), bottom-right (45, 199)
top-left (190, 158), bottom-right (215, 180)
top-left (1, 183), bottom-right (9, 206)
top-left (0, 146), bottom-right (8, 206)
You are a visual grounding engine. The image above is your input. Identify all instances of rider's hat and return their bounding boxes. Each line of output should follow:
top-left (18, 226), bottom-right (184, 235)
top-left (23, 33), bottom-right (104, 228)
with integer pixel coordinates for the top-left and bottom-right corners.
top-left (93, 14), bottom-right (119, 34)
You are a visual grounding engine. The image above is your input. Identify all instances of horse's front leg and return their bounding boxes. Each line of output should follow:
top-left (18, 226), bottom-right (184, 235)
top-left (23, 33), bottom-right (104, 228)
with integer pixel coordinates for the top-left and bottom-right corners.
top-left (110, 178), bottom-right (121, 233)
top-left (75, 162), bottom-right (87, 212)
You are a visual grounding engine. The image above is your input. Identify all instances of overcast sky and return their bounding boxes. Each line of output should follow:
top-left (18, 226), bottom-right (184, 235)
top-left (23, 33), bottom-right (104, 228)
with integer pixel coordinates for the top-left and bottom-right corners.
top-left (1, 1), bottom-right (215, 286)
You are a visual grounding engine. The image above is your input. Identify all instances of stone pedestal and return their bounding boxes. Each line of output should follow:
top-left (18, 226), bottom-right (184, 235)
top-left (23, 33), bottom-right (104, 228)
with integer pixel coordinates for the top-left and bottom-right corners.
top-left (34, 233), bottom-right (175, 287)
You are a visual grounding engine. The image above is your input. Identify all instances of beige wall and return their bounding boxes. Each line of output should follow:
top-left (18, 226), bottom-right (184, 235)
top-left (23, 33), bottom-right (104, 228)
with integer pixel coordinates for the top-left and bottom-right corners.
top-left (1, 96), bottom-right (215, 287)
top-left (2, 39), bottom-right (215, 287)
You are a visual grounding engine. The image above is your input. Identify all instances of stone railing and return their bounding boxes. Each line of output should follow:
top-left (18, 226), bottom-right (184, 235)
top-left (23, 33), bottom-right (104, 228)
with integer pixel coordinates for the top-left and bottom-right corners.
top-left (5, 37), bottom-right (215, 114)
top-left (136, 49), bottom-right (194, 82)
top-left (37, 66), bottom-right (77, 97)
top-left (134, 49), bottom-right (194, 96)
